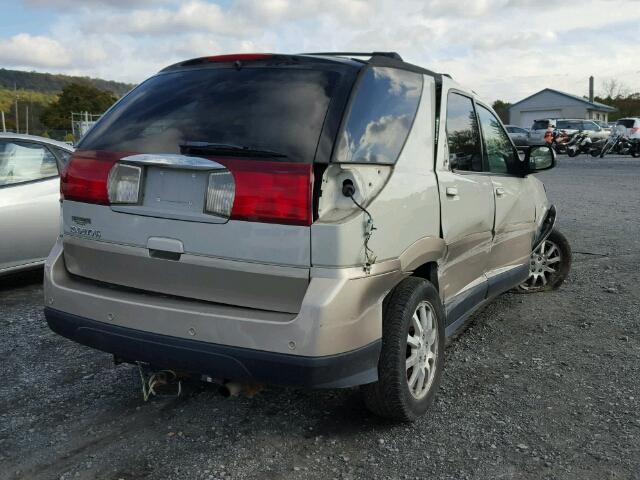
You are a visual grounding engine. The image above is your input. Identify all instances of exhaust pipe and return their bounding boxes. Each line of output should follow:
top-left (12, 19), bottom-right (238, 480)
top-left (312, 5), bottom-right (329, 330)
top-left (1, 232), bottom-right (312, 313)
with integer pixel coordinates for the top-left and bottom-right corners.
top-left (218, 381), bottom-right (264, 398)
top-left (219, 382), bottom-right (243, 398)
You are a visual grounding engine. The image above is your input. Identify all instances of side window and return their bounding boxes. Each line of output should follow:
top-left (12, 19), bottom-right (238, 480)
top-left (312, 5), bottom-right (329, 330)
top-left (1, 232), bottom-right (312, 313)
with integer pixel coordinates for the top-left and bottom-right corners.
top-left (0, 140), bottom-right (59, 187)
top-left (334, 67), bottom-right (423, 164)
top-left (582, 122), bottom-right (597, 131)
top-left (445, 92), bottom-right (482, 172)
top-left (476, 105), bottom-right (518, 175)
top-left (53, 147), bottom-right (73, 170)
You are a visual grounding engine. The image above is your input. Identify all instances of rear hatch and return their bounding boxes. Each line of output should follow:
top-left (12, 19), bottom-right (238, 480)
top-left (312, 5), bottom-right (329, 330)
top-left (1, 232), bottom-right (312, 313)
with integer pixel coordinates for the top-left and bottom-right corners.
top-left (617, 118), bottom-right (640, 138)
top-left (529, 119), bottom-right (553, 143)
top-left (60, 56), bottom-right (356, 313)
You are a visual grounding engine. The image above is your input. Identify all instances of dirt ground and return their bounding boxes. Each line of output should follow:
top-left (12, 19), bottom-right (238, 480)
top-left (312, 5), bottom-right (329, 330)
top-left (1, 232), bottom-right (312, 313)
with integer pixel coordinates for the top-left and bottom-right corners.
top-left (1, 155), bottom-right (639, 480)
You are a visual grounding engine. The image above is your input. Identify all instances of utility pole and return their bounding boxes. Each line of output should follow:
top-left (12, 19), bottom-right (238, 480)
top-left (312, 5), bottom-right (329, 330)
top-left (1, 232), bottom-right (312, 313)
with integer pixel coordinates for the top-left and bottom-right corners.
top-left (1, 111), bottom-right (6, 132)
top-left (14, 82), bottom-right (19, 134)
top-left (15, 98), bottom-right (19, 134)
top-left (25, 105), bottom-right (29, 135)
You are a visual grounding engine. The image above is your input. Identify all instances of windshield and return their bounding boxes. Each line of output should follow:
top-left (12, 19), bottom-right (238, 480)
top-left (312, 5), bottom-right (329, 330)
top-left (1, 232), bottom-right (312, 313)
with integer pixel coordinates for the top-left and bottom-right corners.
top-left (617, 119), bottom-right (636, 128)
top-left (557, 120), bottom-right (582, 130)
top-left (79, 67), bottom-right (342, 163)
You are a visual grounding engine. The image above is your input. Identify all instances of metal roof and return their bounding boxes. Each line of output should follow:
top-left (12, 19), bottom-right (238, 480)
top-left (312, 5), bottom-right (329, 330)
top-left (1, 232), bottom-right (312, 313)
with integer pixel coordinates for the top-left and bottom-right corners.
top-left (509, 88), bottom-right (616, 112)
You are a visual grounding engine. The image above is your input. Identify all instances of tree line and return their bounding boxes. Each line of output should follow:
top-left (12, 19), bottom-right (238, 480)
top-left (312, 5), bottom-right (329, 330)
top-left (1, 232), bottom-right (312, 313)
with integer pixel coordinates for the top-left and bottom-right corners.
top-left (1, 83), bottom-right (118, 141)
top-left (0, 68), bottom-right (133, 96)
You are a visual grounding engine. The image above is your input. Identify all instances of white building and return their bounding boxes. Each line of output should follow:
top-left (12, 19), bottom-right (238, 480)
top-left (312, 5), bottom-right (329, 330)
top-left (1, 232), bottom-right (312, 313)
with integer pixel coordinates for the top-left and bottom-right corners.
top-left (509, 88), bottom-right (616, 128)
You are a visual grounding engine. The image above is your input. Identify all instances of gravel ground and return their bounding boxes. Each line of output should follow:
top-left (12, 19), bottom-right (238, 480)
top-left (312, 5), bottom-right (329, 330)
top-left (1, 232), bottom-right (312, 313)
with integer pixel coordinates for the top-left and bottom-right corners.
top-left (1, 155), bottom-right (639, 480)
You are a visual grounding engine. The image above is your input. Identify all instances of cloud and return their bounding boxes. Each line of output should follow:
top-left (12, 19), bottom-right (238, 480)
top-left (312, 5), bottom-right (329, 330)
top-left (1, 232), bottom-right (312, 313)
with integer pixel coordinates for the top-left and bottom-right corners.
top-left (338, 113), bottom-right (415, 164)
top-left (3, 0), bottom-right (640, 102)
top-left (86, 1), bottom-right (248, 36)
top-left (0, 33), bottom-right (71, 68)
top-left (24, 0), bottom-right (166, 8)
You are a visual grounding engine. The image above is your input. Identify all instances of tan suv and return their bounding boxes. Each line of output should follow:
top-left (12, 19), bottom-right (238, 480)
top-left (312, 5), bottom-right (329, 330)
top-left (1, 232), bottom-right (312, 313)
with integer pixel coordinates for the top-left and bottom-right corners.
top-left (44, 52), bottom-right (571, 421)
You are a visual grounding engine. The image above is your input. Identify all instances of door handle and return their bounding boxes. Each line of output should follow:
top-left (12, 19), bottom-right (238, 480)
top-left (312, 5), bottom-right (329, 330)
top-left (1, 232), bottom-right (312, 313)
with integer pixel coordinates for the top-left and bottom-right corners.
top-left (446, 187), bottom-right (458, 197)
top-left (495, 187), bottom-right (506, 197)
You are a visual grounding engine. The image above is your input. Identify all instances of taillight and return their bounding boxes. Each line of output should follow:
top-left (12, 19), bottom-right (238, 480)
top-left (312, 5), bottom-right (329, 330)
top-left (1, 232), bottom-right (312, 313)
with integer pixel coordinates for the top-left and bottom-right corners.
top-left (61, 151), bottom-right (119, 204)
top-left (62, 152), bottom-right (313, 226)
top-left (219, 159), bottom-right (313, 226)
top-left (631, 127), bottom-right (640, 134)
top-left (204, 170), bottom-right (235, 219)
top-left (108, 163), bottom-right (142, 204)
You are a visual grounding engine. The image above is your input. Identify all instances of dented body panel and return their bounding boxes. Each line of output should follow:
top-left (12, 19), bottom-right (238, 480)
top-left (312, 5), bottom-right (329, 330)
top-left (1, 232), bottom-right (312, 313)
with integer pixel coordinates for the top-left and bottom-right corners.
top-left (44, 55), bottom-right (554, 387)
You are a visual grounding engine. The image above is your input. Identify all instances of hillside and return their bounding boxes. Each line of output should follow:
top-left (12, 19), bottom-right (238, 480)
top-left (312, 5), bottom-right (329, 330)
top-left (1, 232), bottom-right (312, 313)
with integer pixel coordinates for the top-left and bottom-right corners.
top-left (0, 68), bottom-right (134, 97)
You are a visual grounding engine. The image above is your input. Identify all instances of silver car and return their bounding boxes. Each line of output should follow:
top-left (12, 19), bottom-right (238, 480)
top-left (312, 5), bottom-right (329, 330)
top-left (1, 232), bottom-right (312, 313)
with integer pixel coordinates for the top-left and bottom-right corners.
top-left (43, 53), bottom-right (570, 421)
top-left (0, 134), bottom-right (73, 276)
top-left (505, 125), bottom-right (529, 145)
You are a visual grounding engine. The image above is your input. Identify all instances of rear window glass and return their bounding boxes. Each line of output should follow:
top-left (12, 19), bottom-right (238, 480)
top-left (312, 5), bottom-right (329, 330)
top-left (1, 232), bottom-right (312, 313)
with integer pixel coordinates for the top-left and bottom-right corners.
top-left (532, 120), bottom-right (551, 130)
top-left (334, 67), bottom-right (423, 164)
top-left (617, 119), bottom-right (636, 128)
top-left (79, 68), bottom-right (341, 163)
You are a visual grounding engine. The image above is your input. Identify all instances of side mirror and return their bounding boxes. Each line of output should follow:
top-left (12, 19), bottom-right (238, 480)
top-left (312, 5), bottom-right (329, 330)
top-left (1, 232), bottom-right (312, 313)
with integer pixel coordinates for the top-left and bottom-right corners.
top-left (527, 145), bottom-right (556, 173)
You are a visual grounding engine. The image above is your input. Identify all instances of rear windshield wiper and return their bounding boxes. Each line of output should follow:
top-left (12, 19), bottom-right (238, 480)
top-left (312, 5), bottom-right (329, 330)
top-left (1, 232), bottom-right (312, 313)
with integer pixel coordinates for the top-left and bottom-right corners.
top-left (179, 141), bottom-right (287, 158)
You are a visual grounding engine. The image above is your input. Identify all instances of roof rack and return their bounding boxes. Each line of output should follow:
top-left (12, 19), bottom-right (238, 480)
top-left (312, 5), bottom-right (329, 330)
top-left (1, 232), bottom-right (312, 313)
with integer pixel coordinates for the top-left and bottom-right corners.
top-left (300, 52), bottom-right (403, 61)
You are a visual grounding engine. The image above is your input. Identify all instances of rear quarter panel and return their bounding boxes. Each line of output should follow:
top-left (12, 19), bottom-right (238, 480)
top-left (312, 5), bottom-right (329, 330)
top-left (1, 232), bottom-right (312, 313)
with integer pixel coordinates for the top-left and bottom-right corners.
top-left (311, 75), bottom-right (440, 268)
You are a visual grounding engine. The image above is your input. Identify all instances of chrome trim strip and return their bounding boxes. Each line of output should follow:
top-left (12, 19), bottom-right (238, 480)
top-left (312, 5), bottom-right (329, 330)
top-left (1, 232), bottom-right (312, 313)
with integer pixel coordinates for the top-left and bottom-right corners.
top-left (121, 154), bottom-right (226, 171)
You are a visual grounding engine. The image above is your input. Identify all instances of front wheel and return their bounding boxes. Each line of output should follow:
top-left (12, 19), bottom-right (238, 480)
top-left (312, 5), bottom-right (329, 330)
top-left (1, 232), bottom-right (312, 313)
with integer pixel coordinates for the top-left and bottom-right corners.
top-left (362, 277), bottom-right (445, 422)
top-left (518, 228), bottom-right (572, 292)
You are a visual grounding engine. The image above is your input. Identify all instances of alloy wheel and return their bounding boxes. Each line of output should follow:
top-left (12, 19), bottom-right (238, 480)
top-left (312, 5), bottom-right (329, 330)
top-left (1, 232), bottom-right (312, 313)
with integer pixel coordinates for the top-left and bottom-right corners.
top-left (520, 239), bottom-right (562, 291)
top-left (406, 301), bottom-right (438, 399)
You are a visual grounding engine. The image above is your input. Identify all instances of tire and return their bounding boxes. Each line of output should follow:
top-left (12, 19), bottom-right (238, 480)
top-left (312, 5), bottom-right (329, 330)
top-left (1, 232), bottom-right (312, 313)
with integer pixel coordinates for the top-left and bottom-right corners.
top-left (567, 148), bottom-right (578, 158)
top-left (590, 149), bottom-right (601, 158)
top-left (361, 277), bottom-right (445, 422)
top-left (517, 228), bottom-right (572, 293)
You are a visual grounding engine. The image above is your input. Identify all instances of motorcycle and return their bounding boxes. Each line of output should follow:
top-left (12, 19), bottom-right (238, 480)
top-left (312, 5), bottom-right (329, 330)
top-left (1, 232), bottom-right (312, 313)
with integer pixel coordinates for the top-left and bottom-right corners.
top-left (567, 131), bottom-right (604, 158)
top-left (545, 129), bottom-right (572, 154)
top-left (596, 126), bottom-right (634, 157)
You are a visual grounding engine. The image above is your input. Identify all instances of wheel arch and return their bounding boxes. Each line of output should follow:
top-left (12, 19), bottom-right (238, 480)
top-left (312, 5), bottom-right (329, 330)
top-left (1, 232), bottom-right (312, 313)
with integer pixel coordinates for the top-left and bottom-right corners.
top-left (382, 236), bottom-right (445, 310)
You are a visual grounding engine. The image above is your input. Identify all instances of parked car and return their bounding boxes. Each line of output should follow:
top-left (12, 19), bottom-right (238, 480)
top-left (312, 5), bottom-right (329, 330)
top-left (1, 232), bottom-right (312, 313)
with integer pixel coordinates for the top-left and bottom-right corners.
top-left (505, 125), bottom-right (529, 145)
top-left (0, 133), bottom-right (73, 276)
top-left (528, 118), bottom-right (556, 145)
top-left (615, 118), bottom-right (640, 139)
top-left (555, 119), bottom-right (609, 139)
top-left (43, 52), bottom-right (570, 421)
top-left (593, 120), bottom-right (611, 134)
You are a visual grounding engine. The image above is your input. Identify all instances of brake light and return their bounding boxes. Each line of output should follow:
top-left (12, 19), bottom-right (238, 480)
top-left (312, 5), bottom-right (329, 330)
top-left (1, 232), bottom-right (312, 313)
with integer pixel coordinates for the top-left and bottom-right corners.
top-left (61, 151), bottom-right (120, 204)
top-left (62, 152), bottom-right (313, 226)
top-left (631, 127), bottom-right (640, 134)
top-left (219, 159), bottom-right (313, 226)
top-left (204, 53), bottom-right (272, 62)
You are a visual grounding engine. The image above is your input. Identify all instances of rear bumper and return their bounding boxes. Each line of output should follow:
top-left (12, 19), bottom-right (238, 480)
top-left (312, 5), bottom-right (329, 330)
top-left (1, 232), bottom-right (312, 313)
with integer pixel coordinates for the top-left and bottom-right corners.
top-left (44, 237), bottom-right (404, 366)
top-left (45, 307), bottom-right (380, 388)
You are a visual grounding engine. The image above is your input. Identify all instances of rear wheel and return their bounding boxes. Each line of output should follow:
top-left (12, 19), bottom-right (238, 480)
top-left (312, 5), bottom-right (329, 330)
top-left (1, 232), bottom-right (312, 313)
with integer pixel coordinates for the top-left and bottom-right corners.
top-left (362, 277), bottom-right (445, 422)
top-left (567, 148), bottom-right (578, 158)
top-left (518, 228), bottom-right (571, 292)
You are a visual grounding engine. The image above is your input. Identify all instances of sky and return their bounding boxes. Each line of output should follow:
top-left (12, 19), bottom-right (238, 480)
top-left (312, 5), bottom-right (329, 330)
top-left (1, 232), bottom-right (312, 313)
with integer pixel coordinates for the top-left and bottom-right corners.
top-left (1, 0), bottom-right (639, 103)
